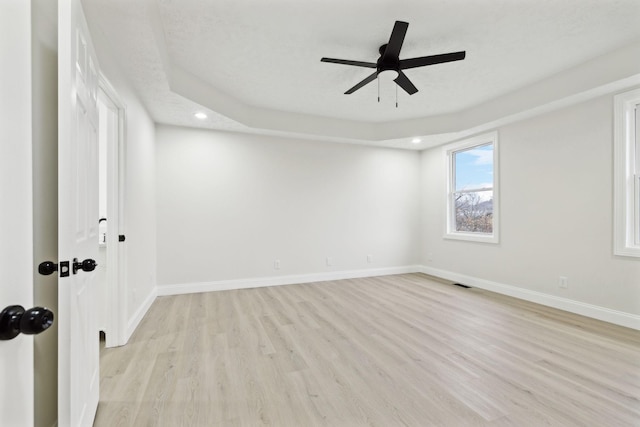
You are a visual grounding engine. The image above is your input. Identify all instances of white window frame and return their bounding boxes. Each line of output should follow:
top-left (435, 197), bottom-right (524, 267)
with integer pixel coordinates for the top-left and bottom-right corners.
top-left (614, 88), bottom-right (640, 257)
top-left (444, 131), bottom-right (500, 244)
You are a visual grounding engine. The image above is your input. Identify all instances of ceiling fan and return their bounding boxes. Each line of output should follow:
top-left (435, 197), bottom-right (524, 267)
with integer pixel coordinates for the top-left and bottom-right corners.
top-left (321, 21), bottom-right (466, 97)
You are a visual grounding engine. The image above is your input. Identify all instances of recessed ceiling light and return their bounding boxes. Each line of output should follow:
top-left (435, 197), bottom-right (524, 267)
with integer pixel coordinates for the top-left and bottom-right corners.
top-left (411, 138), bottom-right (422, 144)
top-left (194, 112), bottom-right (207, 120)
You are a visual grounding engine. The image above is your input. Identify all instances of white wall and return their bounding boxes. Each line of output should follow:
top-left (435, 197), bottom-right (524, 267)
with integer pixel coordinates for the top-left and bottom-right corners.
top-left (421, 93), bottom-right (640, 319)
top-left (156, 126), bottom-right (421, 288)
top-left (122, 96), bottom-right (157, 322)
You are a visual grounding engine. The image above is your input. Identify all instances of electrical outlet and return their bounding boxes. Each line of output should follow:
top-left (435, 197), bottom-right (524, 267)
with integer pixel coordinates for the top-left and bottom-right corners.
top-left (326, 257), bottom-right (333, 267)
top-left (558, 276), bottom-right (568, 289)
top-left (274, 259), bottom-right (280, 270)
top-left (367, 254), bottom-right (373, 263)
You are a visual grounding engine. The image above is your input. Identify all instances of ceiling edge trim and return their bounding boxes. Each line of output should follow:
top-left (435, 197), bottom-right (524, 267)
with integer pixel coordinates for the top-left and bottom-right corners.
top-left (425, 74), bottom-right (640, 149)
top-left (168, 64), bottom-right (378, 140)
top-left (375, 40), bottom-right (640, 140)
top-left (168, 66), bottom-right (640, 145)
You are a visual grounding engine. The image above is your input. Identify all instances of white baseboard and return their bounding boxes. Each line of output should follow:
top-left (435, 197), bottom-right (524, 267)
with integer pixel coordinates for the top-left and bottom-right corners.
top-left (419, 265), bottom-right (640, 331)
top-left (155, 265), bottom-right (639, 331)
top-left (157, 265), bottom-right (421, 296)
top-left (125, 287), bottom-right (157, 341)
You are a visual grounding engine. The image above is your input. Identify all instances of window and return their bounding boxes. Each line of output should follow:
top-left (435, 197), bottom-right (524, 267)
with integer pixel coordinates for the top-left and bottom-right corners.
top-left (445, 132), bottom-right (499, 243)
top-left (614, 88), bottom-right (640, 257)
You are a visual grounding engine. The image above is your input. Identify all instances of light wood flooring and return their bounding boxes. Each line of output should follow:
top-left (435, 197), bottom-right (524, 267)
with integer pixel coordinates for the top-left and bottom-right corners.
top-left (94, 274), bottom-right (640, 426)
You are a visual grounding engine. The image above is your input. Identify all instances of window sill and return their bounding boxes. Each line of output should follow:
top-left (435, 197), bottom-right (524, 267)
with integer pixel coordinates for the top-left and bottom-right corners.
top-left (444, 232), bottom-right (499, 244)
top-left (614, 245), bottom-right (640, 258)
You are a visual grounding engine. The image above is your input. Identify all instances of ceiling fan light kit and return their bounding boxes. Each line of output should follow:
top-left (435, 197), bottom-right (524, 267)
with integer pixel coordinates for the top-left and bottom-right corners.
top-left (321, 21), bottom-right (466, 106)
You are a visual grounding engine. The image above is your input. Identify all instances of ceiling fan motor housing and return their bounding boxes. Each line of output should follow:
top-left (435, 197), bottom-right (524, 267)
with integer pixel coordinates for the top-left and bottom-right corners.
top-left (377, 44), bottom-right (400, 74)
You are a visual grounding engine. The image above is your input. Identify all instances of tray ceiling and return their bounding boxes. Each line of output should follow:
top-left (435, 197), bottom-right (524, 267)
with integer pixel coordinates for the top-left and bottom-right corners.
top-left (83, 0), bottom-right (640, 148)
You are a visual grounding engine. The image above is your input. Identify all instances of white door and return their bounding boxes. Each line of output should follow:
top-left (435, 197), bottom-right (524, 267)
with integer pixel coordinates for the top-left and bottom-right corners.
top-left (0, 2), bottom-right (36, 425)
top-left (58, 0), bottom-right (101, 425)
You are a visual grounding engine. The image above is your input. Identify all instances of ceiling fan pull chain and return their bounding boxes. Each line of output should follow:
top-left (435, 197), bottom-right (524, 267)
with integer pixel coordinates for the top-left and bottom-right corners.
top-left (396, 83), bottom-right (398, 108)
top-left (377, 76), bottom-right (380, 103)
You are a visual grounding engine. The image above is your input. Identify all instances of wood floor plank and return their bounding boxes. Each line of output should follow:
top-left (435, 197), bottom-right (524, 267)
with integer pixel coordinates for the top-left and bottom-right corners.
top-left (94, 273), bottom-right (640, 426)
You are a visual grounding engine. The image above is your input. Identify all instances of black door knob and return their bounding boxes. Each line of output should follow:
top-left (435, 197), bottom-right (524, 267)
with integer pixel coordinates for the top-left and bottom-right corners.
top-left (20, 307), bottom-right (54, 335)
top-left (0, 305), bottom-right (25, 340)
top-left (72, 258), bottom-right (97, 274)
top-left (0, 305), bottom-right (55, 340)
top-left (38, 261), bottom-right (58, 275)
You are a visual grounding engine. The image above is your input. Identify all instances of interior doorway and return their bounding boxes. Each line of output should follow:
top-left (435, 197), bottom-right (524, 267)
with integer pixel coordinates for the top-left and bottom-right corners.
top-left (97, 76), bottom-right (127, 348)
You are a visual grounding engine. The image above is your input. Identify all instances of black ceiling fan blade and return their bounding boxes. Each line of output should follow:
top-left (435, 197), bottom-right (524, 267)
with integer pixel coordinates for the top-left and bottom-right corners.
top-left (399, 51), bottom-right (466, 70)
top-left (394, 71), bottom-right (418, 95)
top-left (321, 58), bottom-right (377, 68)
top-left (345, 72), bottom-right (378, 94)
top-left (381, 21), bottom-right (409, 61)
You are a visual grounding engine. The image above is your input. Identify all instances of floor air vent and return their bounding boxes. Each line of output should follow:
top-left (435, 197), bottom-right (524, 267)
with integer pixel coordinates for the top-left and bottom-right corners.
top-left (453, 283), bottom-right (472, 289)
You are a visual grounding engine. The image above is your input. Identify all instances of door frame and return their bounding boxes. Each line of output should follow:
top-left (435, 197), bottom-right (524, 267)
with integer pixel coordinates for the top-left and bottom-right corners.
top-left (98, 74), bottom-right (128, 348)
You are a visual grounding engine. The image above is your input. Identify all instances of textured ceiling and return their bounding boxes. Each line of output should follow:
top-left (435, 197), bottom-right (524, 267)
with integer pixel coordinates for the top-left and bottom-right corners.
top-left (82, 0), bottom-right (640, 149)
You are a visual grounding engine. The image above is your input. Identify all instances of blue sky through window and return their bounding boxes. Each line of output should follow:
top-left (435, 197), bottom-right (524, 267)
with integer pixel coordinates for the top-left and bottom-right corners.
top-left (454, 143), bottom-right (494, 191)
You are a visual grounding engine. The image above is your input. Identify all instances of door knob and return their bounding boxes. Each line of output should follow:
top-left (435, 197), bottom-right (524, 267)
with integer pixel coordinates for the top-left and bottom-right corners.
top-left (72, 258), bottom-right (97, 274)
top-left (38, 261), bottom-right (58, 275)
top-left (0, 306), bottom-right (23, 340)
top-left (20, 307), bottom-right (55, 335)
top-left (0, 305), bottom-right (55, 340)
top-left (38, 260), bottom-right (70, 277)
